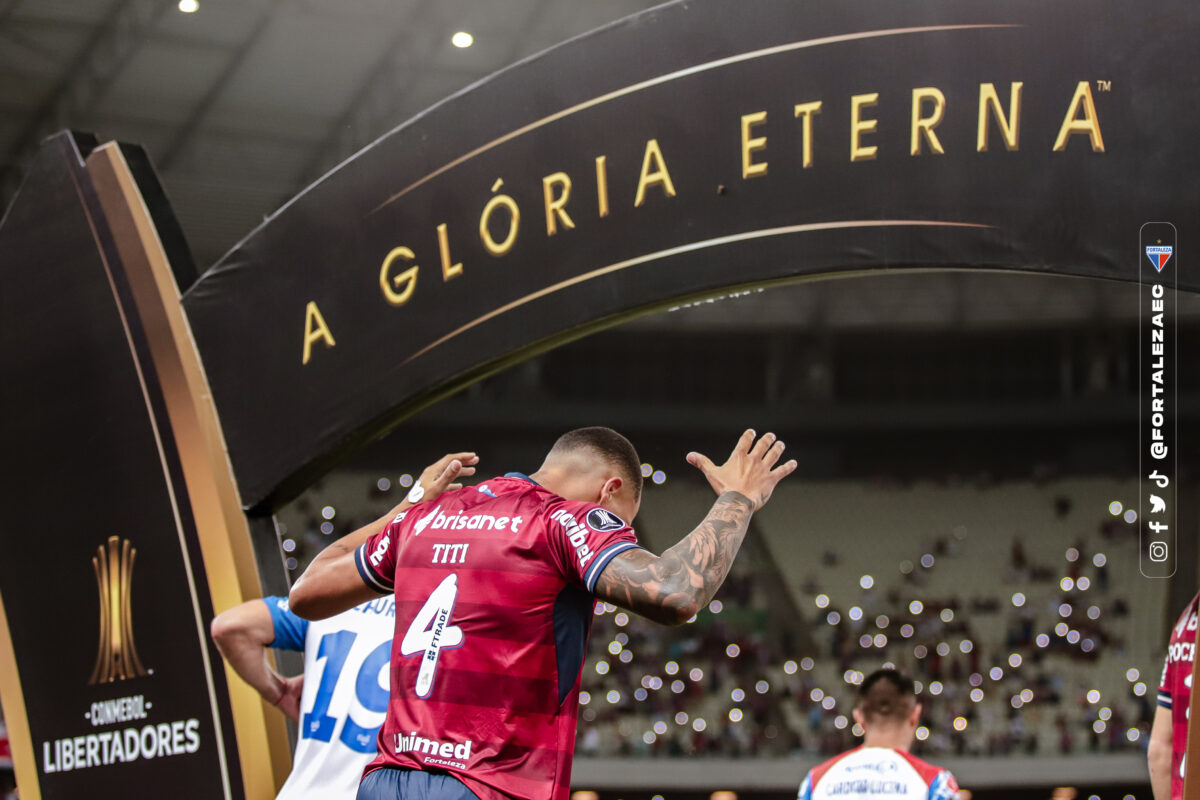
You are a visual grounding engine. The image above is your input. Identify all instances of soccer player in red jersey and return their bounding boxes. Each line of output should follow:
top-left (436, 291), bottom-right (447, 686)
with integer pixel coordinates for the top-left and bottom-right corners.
top-left (1149, 591), bottom-right (1199, 800)
top-left (290, 427), bottom-right (796, 800)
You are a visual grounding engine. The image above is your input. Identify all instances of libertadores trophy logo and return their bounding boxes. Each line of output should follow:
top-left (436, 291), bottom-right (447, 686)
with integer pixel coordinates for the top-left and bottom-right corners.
top-left (88, 536), bottom-right (148, 684)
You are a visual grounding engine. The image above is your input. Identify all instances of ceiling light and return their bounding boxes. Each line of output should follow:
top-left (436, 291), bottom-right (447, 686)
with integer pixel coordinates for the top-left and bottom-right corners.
top-left (178, 0), bottom-right (198, 12)
top-left (451, 31), bottom-right (474, 48)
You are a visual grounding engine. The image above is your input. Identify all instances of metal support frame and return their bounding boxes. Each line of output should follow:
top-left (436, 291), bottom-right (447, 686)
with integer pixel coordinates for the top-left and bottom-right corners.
top-left (0, 0), bottom-right (175, 208)
top-left (156, 0), bottom-right (284, 171)
top-left (285, 0), bottom-right (443, 196)
top-left (0, 0), bottom-right (23, 31)
top-left (286, 0), bottom-right (556, 201)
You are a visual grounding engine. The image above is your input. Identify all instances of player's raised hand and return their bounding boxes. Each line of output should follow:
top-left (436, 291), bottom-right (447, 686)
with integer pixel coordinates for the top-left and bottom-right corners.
top-left (686, 430), bottom-right (797, 511)
top-left (417, 451), bottom-right (480, 500)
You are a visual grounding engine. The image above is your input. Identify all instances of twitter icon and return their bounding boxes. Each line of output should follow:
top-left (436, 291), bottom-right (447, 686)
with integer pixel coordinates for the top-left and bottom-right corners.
top-left (1150, 494), bottom-right (1167, 514)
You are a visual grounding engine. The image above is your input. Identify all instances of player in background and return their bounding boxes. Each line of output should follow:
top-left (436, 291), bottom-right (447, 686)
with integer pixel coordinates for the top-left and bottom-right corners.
top-left (289, 426), bottom-right (797, 800)
top-left (799, 669), bottom-right (960, 800)
top-left (211, 452), bottom-right (479, 800)
top-left (1149, 591), bottom-right (1199, 800)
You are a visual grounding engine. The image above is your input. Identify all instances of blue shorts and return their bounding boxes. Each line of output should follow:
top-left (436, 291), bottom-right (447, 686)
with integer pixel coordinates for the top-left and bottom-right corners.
top-left (357, 767), bottom-right (482, 800)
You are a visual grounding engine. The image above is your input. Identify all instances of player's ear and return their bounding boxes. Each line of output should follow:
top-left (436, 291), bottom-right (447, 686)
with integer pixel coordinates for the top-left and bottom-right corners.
top-left (909, 703), bottom-right (922, 727)
top-left (852, 707), bottom-right (865, 726)
top-left (599, 475), bottom-right (623, 505)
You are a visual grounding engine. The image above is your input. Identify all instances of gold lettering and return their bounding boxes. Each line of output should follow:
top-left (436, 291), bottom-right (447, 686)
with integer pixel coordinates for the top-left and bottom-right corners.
top-left (542, 172), bottom-right (575, 236)
top-left (634, 139), bottom-right (677, 207)
top-left (1053, 81), bottom-right (1105, 152)
top-left (740, 111), bottom-right (768, 179)
top-left (595, 156), bottom-right (609, 218)
top-left (793, 101), bottom-right (822, 168)
top-left (977, 82), bottom-right (1023, 151)
top-left (850, 93), bottom-right (879, 162)
top-left (437, 223), bottom-right (461, 280)
top-left (479, 179), bottom-right (520, 255)
top-left (379, 247), bottom-right (419, 307)
top-left (301, 300), bottom-right (336, 365)
top-left (910, 87), bottom-right (946, 156)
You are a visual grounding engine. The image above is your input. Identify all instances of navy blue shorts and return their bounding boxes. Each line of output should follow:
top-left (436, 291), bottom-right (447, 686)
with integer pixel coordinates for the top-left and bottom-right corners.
top-left (357, 767), bottom-right (482, 800)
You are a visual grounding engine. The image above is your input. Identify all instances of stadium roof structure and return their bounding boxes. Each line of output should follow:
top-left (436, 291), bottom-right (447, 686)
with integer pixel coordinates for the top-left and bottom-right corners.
top-left (0, 0), bottom-right (661, 268)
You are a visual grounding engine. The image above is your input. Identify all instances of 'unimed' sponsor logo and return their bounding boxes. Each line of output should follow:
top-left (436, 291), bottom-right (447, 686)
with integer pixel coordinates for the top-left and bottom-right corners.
top-left (394, 730), bottom-right (472, 769)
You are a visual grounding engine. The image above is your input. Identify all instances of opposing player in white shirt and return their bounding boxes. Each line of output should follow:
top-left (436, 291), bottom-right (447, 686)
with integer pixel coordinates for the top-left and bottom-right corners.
top-left (211, 452), bottom-right (478, 800)
top-left (799, 669), bottom-right (960, 800)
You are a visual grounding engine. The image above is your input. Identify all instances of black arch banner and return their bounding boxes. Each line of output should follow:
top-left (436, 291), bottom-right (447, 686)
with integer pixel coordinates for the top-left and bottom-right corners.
top-left (182, 0), bottom-right (1199, 511)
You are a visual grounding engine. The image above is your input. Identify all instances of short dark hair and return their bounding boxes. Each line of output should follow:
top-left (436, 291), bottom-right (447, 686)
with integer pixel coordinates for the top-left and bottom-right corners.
top-left (549, 427), bottom-right (643, 500)
top-left (857, 668), bottom-right (917, 724)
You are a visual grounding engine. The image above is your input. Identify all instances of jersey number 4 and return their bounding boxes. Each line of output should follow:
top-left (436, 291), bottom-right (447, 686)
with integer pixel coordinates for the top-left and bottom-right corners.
top-left (401, 574), bottom-right (464, 698)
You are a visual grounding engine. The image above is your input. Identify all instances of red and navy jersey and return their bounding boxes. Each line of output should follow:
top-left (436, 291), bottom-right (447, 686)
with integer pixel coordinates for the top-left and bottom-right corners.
top-left (799, 746), bottom-right (959, 800)
top-left (1158, 592), bottom-right (1198, 799)
top-left (354, 474), bottom-right (641, 800)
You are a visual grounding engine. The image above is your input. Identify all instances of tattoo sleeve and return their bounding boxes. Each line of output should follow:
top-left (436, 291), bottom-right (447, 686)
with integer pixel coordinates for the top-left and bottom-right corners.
top-left (593, 491), bottom-right (756, 625)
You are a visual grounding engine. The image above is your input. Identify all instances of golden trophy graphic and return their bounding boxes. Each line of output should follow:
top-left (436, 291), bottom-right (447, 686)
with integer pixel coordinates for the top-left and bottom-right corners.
top-left (88, 536), bottom-right (148, 684)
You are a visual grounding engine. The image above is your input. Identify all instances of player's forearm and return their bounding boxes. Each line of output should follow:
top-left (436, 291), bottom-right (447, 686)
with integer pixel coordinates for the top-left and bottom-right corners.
top-left (1147, 705), bottom-right (1173, 800)
top-left (307, 502), bottom-right (403, 575)
top-left (1148, 758), bottom-right (1170, 800)
top-left (290, 502), bottom-right (405, 617)
top-left (661, 490), bottom-right (755, 611)
top-left (1148, 744), bottom-right (1172, 800)
top-left (598, 491), bottom-right (755, 625)
top-left (213, 630), bottom-right (286, 704)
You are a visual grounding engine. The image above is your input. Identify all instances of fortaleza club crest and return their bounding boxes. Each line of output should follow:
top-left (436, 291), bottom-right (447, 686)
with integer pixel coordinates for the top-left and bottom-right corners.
top-left (89, 536), bottom-right (149, 684)
top-left (1146, 245), bottom-right (1174, 273)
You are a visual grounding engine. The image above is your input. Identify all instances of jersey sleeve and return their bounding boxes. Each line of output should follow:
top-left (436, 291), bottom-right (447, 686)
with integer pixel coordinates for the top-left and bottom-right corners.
top-left (1159, 653), bottom-right (1174, 709)
top-left (797, 771), bottom-right (813, 800)
top-left (544, 500), bottom-right (641, 593)
top-left (262, 596), bottom-right (308, 651)
top-left (928, 770), bottom-right (960, 800)
top-left (354, 509), bottom-right (408, 595)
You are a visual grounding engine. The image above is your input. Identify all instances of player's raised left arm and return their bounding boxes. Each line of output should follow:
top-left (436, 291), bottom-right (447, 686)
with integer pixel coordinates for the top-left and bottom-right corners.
top-left (289, 451), bottom-right (478, 620)
top-left (594, 430), bottom-right (796, 625)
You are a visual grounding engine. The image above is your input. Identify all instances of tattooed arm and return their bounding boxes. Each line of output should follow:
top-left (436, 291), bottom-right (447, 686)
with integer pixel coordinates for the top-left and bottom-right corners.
top-left (594, 430), bottom-right (797, 625)
top-left (289, 451), bottom-right (477, 619)
top-left (595, 491), bottom-right (756, 624)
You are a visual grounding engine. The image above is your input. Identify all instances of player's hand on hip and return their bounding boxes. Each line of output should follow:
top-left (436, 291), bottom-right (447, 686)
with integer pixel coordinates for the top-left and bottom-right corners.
top-left (274, 674), bottom-right (304, 722)
top-left (686, 429), bottom-right (797, 511)
top-left (417, 452), bottom-right (480, 499)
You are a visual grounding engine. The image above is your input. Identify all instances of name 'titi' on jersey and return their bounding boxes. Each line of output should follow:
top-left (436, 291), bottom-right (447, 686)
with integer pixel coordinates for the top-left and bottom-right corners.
top-left (799, 746), bottom-right (960, 800)
top-left (264, 595), bottom-right (397, 800)
top-left (354, 474), bottom-right (641, 800)
top-left (1159, 592), bottom-right (1198, 799)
